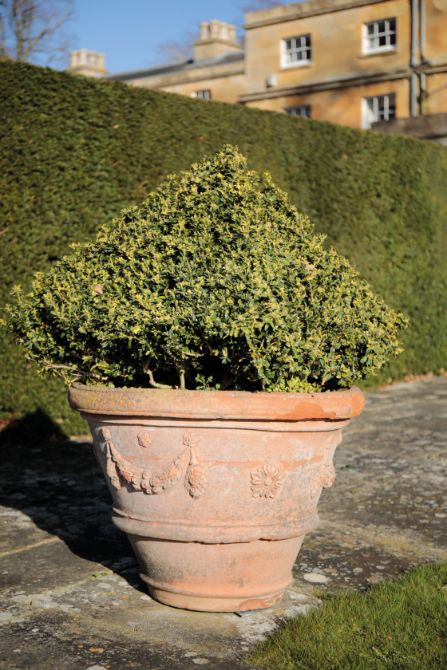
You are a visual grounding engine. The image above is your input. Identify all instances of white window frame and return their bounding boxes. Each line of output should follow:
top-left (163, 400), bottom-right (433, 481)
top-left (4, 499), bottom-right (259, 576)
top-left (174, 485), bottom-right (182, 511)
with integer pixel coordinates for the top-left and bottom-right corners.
top-left (363, 18), bottom-right (397, 54)
top-left (284, 105), bottom-right (312, 119)
top-left (362, 93), bottom-right (396, 129)
top-left (192, 89), bottom-right (212, 100)
top-left (281, 34), bottom-right (312, 68)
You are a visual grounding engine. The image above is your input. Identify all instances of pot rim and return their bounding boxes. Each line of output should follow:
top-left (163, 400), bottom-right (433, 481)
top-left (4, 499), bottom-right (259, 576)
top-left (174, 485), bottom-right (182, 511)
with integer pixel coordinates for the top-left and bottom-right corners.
top-left (69, 382), bottom-right (365, 422)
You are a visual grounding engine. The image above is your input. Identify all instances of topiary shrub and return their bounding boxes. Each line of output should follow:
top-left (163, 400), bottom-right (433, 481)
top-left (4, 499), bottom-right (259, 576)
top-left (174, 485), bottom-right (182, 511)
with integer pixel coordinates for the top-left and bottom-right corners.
top-left (6, 146), bottom-right (407, 393)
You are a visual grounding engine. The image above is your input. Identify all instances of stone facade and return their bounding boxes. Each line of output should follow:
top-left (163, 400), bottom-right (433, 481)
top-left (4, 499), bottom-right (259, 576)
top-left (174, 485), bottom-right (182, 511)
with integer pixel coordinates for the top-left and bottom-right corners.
top-left (70, 1), bottom-right (447, 130)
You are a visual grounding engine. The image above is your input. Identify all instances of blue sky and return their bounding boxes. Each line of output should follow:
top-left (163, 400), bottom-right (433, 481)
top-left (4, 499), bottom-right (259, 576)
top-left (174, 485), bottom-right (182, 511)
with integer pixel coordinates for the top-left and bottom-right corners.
top-left (72, 0), bottom-right (253, 74)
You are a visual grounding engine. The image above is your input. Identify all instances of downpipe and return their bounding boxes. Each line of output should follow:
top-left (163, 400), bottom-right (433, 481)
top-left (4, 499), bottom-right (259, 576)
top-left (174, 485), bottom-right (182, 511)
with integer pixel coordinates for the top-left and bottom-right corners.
top-left (410, 0), bottom-right (419, 116)
top-left (419, 0), bottom-right (427, 114)
top-left (420, 0), bottom-right (426, 62)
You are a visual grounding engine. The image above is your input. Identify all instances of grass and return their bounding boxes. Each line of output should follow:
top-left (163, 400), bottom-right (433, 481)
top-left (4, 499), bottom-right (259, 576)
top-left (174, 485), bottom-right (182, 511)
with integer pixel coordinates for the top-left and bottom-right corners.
top-left (247, 562), bottom-right (447, 670)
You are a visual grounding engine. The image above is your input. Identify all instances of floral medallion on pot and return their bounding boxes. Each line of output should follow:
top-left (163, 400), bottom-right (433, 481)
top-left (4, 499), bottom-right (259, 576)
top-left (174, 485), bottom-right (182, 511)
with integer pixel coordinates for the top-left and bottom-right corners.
top-left (250, 463), bottom-right (284, 499)
top-left (7, 146), bottom-right (407, 612)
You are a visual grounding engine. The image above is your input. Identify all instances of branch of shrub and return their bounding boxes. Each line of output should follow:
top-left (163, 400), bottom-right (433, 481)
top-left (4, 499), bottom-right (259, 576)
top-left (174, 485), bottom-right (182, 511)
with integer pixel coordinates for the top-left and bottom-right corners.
top-left (144, 364), bottom-right (173, 389)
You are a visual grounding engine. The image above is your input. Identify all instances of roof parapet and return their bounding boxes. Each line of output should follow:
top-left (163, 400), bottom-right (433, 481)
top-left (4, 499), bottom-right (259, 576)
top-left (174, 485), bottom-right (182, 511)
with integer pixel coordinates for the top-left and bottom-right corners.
top-left (245, 0), bottom-right (385, 29)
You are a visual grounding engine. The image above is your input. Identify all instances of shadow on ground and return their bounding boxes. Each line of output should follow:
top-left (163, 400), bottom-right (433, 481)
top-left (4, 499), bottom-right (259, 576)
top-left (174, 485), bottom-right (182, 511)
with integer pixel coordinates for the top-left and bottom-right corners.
top-left (0, 410), bottom-right (141, 587)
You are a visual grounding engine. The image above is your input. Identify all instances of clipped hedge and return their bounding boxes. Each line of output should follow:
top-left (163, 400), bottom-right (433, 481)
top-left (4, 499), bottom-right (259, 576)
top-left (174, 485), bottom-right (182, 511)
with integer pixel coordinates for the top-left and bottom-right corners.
top-left (1, 61), bottom-right (446, 434)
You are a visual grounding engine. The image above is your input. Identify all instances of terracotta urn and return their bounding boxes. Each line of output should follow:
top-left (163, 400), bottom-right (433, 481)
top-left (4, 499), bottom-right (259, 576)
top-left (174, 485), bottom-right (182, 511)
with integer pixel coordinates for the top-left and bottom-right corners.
top-left (69, 384), bottom-right (364, 612)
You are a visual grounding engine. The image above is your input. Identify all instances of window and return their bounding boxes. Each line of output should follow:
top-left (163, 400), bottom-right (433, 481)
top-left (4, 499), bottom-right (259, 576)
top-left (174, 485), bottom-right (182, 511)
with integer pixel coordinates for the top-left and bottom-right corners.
top-left (363, 18), bottom-right (396, 53)
top-left (285, 105), bottom-right (312, 119)
top-left (282, 34), bottom-right (311, 67)
top-left (192, 89), bottom-right (212, 100)
top-left (362, 93), bottom-right (396, 129)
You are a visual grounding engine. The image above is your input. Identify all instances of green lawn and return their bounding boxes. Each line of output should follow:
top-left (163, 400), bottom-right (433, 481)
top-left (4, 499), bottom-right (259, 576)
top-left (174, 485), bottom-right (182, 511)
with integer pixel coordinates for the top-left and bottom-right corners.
top-left (247, 563), bottom-right (447, 670)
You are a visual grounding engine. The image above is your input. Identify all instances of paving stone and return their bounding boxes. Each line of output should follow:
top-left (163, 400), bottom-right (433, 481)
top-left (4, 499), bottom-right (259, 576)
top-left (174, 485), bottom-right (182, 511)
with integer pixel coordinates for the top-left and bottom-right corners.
top-left (302, 572), bottom-right (329, 584)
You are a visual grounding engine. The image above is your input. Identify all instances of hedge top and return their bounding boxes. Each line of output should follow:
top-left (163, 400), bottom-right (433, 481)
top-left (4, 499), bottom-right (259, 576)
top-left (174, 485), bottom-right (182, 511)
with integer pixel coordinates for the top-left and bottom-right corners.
top-left (7, 145), bottom-right (407, 393)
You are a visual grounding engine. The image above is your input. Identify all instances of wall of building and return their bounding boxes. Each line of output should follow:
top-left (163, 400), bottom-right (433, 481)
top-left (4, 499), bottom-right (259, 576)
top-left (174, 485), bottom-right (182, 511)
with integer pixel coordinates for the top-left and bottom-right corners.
top-left (244, 0), bottom-right (410, 99)
top-left (245, 77), bottom-right (409, 128)
top-left (422, 1), bottom-right (447, 116)
top-left (424, 72), bottom-right (447, 114)
top-left (154, 73), bottom-right (245, 104)
top-left (424, 0), bottom-right (447, 65)
top-left (123, 61), bottom-right (245, 104)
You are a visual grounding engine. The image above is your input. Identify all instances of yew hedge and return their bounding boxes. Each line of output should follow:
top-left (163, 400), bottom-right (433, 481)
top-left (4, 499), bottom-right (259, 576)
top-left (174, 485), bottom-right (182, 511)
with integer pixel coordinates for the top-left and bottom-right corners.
top-left (1, 61), bottom-right (446, 433)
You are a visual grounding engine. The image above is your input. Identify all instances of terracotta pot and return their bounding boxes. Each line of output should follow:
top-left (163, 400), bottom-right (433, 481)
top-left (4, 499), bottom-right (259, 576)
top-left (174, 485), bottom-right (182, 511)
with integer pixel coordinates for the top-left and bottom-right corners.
top-left (69, 384), bottom-right (364, 612)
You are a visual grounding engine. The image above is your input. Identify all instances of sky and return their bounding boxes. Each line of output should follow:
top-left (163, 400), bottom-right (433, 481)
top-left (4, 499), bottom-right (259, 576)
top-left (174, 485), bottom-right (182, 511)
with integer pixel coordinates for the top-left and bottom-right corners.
top-left (71, 0), bottom-right (254, 75)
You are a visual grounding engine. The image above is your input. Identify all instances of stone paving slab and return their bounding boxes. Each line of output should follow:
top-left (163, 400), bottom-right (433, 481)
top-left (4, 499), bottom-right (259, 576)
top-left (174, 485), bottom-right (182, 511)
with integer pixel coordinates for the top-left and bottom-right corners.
top-left (0, 377), bottom-right (446, 669)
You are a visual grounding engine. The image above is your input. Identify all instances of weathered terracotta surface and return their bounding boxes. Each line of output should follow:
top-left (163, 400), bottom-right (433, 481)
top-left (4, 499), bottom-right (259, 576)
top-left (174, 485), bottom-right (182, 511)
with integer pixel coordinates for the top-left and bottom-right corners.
top-left (69, 385), bottom-right (364, 612)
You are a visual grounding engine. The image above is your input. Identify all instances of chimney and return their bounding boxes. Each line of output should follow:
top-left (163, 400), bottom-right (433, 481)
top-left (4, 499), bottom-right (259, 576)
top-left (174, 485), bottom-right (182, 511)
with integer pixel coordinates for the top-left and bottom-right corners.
top-left (69, 49), bottom-right (107, 77)
top-left (193, 20), bottom-right (242, 61)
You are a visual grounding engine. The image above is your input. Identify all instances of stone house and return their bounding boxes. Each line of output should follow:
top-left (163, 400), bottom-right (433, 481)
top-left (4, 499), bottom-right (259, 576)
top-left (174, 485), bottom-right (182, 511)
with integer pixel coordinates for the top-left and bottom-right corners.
top-left (69, 0), bottom-right (447, 132)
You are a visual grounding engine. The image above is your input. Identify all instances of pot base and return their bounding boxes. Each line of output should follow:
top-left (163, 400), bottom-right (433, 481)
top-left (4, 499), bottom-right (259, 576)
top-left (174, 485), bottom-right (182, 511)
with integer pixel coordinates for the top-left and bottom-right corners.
top-left (129, 534), bottom-right (302, 612)
top-left (143, 579), bottom-right (286, 612)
